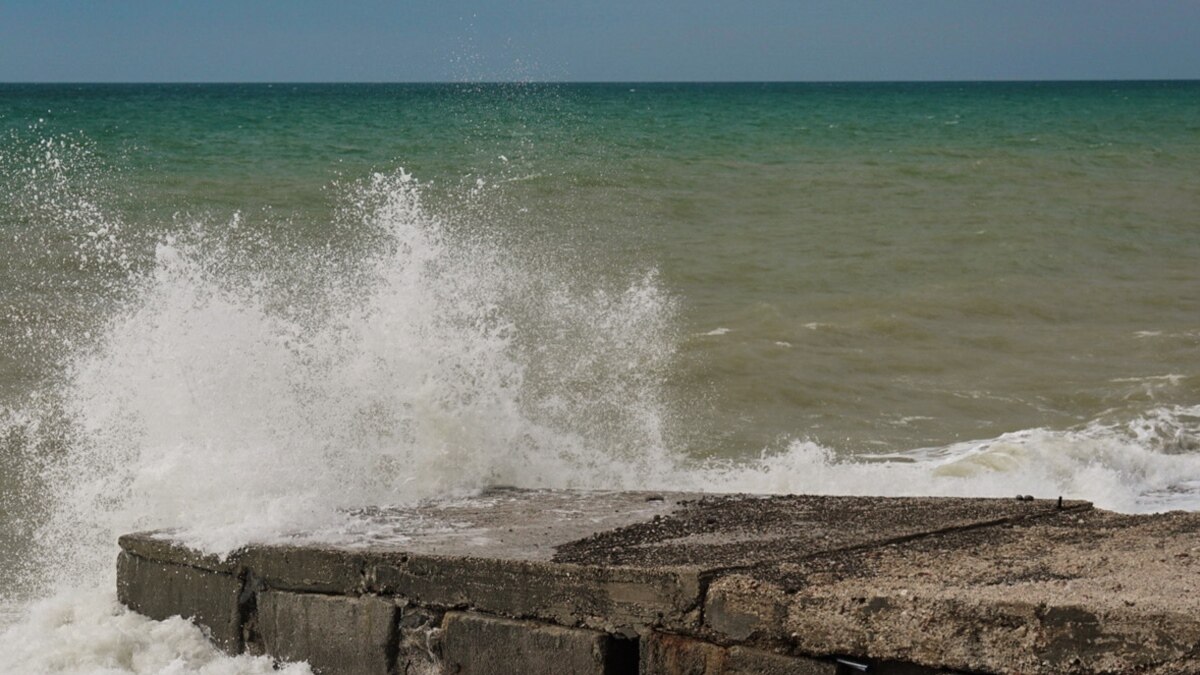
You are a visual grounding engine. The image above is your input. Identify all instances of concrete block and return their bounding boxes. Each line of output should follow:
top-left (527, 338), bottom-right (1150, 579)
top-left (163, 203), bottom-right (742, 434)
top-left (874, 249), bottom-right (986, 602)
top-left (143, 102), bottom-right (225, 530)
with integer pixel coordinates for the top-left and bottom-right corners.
top-left (640, 631), bottom-right (835, 675)
top-left (703, 575), bottom-right (789, 642)
top-left (118, 533), bottom-right (240, 574)
top-left (642, 632), bottom-right (725, 675)
top-left (243, 546), bottom-right (366, 595)
top-left (369, 555), bottom-right (701, 633)
top-left (441, 611), bottom-right (636, 675)
top-left (723, 647), bottom-right (837, 675)
top-left (116, 551), bottom-right (243, 653)
top-left (723, 510), bottom-right (1200, 674)
top-left (255, 591), bottom-right (397, 675)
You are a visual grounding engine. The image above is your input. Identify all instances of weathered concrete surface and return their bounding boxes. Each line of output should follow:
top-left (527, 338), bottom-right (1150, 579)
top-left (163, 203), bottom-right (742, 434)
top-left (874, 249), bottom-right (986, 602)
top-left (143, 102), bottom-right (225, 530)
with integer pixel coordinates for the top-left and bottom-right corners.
top-left (706, 509), bottom-right (1200, 674)
top-left (115, 551), bottom-right (243, 653)
top-left (118, 533), bottom-right (239, 575)
top-left (253, 490), bottom-right (705, 633)
top-left (368, 553), bottom-right (701, 634)
top-left (254, 591), bottom-right (397, 674)
top-left (116, 488), bottom-right (1200, 674)
top-left (641, 631), bottom-right (836, 674)
top-left (553, 493), bottom-right (1087, 570)
top-left (119, 490), bottom-right (1082, 634)
top-left (639, 632), bottom-right (961, 674)
top-left (441, 611), bottom-right (636, 675)
top-left (120, 490), bottom-right (706, 633)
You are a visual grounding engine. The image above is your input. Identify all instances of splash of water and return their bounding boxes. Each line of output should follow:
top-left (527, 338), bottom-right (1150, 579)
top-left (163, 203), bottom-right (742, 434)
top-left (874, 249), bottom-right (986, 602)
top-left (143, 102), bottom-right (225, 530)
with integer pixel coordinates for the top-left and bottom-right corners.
top-left (1, 590), bottom-right (311, 675)
top-left (1, 159), bottom-right (683, 670)
top-left (25, 168), bottom-right (676, 574)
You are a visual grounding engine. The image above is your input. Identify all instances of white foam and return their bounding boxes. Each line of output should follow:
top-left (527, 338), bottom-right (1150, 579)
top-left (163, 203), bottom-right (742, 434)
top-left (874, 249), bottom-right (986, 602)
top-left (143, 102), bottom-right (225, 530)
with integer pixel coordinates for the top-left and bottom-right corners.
top-left (0, 588), bottom-right (311, 675)
top-left (682, 405), bottom-right (1200, 514)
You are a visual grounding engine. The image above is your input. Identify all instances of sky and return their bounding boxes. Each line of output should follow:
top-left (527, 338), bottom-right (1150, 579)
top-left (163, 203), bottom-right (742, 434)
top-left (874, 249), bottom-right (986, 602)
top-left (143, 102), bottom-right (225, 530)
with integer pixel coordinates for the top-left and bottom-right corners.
top-left (1, 1), bottom-right (1199, 82)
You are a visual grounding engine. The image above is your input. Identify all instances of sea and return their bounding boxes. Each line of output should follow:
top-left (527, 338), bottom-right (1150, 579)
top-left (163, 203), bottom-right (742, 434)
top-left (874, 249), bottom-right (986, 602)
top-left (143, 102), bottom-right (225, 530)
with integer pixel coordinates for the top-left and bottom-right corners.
top-left (1, 81), bottom-right (1198, 673)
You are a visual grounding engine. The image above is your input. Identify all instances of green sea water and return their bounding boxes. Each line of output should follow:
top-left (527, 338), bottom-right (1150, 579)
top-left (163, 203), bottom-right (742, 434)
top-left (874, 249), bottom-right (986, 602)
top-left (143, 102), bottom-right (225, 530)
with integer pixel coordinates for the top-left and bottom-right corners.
top-left (3, 82), bottom-right (1198, 453)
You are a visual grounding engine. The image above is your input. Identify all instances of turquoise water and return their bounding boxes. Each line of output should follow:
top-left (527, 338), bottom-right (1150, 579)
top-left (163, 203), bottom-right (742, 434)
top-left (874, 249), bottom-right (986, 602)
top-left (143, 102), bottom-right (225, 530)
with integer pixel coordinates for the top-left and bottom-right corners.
top-left (1, 82), bottom-right (1200, 670)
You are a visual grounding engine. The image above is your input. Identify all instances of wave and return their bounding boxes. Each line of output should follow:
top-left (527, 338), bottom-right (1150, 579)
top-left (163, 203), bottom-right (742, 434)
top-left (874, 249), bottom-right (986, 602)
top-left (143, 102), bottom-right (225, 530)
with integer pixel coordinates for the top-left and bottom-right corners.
top-left (687, 404), bottom-right (1200, 513)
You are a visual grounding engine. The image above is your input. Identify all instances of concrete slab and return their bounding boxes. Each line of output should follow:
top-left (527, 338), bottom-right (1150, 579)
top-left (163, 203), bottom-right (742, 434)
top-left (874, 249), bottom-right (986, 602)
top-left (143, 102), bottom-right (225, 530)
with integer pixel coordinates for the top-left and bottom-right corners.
top-left (119, 489), bottom-right (1083, 635)
top-left (115, 551), bottom-right (243, 653)
top-left (640, 632), bottom-right (957, 674)
top-left (252, 490), bottom-right (706, 632)
top-left (707, 509), bottom-right (1200, 674)
top-left (118, 534), bottom-right (239, 575)
top-left (552, 492), bottom-right (1087, 570)
top-left (441, 611), bottom-right (636, 675)
top-left (366, 553), bottom-right (702, 634)
top-left (117, 488), bottom-right (1121, 673)
top-left (254, 591), bottom-right (397, 674)
top-left (641, 632), bottom-right (836, 675)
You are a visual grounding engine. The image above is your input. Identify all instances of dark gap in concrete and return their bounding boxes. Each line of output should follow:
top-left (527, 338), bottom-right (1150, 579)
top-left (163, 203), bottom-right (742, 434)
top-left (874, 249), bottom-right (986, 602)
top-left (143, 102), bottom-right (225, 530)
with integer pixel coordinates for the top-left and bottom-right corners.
top-left (860, 658), bottom-right (977, 674)
top-left (236, 570), bottom-right (263, 653)
top-left (384, 603), bottom-right (402, 675)
top-left (605, 635), bottom-right (639, 675)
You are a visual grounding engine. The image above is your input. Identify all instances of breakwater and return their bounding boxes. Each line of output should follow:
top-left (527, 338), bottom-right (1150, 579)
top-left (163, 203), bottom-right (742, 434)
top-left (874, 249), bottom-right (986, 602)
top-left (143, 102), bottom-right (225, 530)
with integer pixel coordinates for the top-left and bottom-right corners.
top-left (116, 489), bottom-right (1200, 674)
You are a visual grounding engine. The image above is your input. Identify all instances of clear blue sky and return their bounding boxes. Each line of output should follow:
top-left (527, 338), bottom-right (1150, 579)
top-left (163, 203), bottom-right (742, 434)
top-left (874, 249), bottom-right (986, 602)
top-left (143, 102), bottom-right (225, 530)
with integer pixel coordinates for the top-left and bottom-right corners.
top-left (2, 0), bottom-right (1198, 82)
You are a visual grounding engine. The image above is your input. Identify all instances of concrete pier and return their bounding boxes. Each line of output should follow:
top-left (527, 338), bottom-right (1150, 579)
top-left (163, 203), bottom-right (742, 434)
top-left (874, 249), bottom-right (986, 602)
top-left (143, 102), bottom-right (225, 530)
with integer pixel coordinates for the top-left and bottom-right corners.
top-left (116, 489), bottom-right (1200, 674)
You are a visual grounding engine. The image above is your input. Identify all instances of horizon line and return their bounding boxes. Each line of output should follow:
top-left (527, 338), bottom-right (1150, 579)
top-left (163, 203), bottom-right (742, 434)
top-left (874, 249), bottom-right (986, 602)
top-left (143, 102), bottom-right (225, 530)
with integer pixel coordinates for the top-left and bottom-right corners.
top-left (2, 78), bottom-right (1199, 86)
